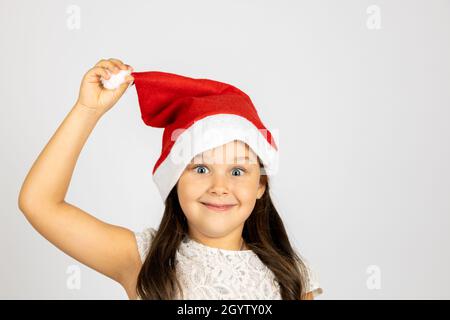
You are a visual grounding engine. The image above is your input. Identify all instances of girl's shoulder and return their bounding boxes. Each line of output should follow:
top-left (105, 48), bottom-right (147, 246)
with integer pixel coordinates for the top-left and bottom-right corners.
top-left (134, 226), bottom-right (158, 263)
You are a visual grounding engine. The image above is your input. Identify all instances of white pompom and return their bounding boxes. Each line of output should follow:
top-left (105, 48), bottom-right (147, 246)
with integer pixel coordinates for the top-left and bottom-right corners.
top-left (101, 69), bottom-right (132, 90)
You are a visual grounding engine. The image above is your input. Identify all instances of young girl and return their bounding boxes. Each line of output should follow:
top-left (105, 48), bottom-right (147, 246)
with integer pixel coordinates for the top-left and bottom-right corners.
top-left (18, 58), bottom-right (323, 300)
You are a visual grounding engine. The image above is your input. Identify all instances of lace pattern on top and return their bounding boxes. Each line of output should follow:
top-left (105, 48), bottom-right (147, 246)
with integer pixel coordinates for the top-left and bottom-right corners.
top-left (134, 227), bottom-right (323, 299)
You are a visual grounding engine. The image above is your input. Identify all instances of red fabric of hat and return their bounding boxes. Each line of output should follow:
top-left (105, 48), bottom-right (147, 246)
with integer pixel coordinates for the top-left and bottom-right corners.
top-left (131, 71), bottom-right (279, 203)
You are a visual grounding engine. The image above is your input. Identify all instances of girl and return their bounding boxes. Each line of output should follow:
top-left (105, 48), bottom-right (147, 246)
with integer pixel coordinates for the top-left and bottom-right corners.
top-left (18, 58), bottom-right (323, 300)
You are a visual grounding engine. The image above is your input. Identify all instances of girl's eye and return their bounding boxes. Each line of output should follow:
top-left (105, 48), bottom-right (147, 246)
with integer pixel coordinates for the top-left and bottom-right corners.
top-left (192, 166), bottom-right (246, 176)
top-left (231, 168), bottom-right (245, 176)
top-left (194, 165), bottom-right (209, 174)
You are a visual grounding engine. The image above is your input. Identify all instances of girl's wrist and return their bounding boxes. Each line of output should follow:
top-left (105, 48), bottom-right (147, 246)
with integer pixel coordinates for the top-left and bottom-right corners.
top-left (73, 101), bottom-right (105, 120)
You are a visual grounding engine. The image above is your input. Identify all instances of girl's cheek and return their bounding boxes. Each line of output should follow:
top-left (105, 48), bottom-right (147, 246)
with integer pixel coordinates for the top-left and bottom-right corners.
top-left (186, 178), bottom-right (210, 190)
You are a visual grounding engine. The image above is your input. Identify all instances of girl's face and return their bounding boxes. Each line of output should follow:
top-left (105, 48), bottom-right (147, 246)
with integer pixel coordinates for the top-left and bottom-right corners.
top-left (177, 140), bottom-right (266, 239)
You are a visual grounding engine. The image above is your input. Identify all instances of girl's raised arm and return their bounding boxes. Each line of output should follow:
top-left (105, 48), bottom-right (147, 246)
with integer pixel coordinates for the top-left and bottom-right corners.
top-left (18, 59), bottom-right (141, 294)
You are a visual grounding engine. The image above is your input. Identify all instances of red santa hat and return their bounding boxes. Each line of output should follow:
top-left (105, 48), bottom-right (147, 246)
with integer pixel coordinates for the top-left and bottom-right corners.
top-left (130, 71), bottom-right (280, 203)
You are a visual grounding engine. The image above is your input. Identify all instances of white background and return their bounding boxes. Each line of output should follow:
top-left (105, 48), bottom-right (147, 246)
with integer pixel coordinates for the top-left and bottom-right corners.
top-left (1, 0), bottom-right (449, 299)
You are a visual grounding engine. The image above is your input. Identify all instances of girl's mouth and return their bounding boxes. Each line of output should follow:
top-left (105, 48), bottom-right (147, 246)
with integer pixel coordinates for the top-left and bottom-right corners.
top-left (201, 202), bottom-right (237, 212)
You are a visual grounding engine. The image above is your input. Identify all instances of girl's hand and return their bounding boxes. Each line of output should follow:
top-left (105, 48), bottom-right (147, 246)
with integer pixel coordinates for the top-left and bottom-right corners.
top-left (76, 58), bottom-right (134, 116)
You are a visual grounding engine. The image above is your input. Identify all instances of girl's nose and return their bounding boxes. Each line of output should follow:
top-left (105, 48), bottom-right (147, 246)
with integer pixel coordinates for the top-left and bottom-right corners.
top-left (208, 175), bottom-right (230, 196)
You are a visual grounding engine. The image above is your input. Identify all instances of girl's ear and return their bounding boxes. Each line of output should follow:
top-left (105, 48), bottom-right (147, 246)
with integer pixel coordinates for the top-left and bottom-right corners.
top-left (257, 159), bottom-right (268, 199)
top-left (257, 176), bottom-right (267, 199)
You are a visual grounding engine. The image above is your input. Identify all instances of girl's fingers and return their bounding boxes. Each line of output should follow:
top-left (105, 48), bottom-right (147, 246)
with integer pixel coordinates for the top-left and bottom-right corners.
top-left (109, 58), bottom-right (128, 70)
top-left (124, 75), bottom-right (134, 83)
top-left (95, 59), bottom-right (121, 74)
top-left (90, 66), bottom-right (110, 80)
top-left (115, 74), bottom-right (135, 93)
top-left (107, 58), bottom-right (123, 65)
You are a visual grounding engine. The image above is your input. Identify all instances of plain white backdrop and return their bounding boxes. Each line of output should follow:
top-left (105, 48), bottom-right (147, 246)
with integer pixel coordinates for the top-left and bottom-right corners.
top-left (1, 0), bottom-right (449, 299)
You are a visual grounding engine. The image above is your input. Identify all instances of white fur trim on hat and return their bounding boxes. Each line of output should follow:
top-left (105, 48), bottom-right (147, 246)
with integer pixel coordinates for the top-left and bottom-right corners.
top-left (101, 69), bottom-right (131, 90)
top-left (152, 114), bottom-right (279, 203)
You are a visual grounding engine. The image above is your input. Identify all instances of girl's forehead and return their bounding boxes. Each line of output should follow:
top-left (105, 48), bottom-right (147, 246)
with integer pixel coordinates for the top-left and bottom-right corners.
top-left (190, 140), bottom-right (258, 165)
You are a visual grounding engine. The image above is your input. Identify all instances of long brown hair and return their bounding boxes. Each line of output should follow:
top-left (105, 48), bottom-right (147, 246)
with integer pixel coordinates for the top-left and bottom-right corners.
top-left (136, 159), bottom-right (311, 299)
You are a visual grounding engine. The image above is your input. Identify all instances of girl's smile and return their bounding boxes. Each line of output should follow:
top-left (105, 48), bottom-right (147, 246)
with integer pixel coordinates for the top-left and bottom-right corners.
top-left (200, 201), bottom-right (237, 212)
